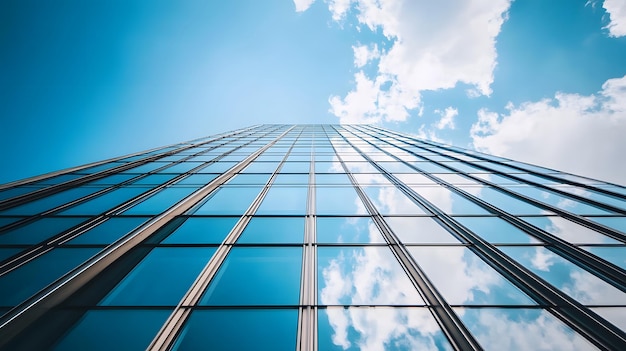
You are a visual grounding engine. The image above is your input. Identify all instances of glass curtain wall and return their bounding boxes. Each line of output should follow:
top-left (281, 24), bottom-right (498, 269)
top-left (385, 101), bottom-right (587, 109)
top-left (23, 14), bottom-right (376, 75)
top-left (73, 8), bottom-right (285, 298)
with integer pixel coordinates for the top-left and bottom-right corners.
top-left (0, 125), bottom-right (624, 351)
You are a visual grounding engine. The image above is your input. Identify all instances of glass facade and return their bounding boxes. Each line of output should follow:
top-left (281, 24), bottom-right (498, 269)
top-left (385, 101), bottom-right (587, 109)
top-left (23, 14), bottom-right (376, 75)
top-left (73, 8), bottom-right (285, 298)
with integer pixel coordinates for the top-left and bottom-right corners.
top-left (0, 124), bottom-right (625, 350)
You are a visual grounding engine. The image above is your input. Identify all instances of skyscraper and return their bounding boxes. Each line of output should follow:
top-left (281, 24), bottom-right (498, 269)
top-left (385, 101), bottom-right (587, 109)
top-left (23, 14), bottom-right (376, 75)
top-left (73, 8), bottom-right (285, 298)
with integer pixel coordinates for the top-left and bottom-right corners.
top-left (0, 124), bottom-right (624, 350)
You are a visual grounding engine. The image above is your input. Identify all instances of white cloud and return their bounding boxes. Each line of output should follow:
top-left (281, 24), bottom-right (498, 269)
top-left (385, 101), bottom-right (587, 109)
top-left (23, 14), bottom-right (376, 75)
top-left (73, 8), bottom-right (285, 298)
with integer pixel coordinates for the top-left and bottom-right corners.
top-left (353, 44), bottom-right (380, 68)
top-left (471, 75), bottom-right (626, 186)
top-left (328, 0), bottom-right (354, 21)
top-left (323, 0), bottom-right (511, 123)
top-left (464, 309), bottom-right (597, 350)
top-left (293, 0), bottom-right (316, 12)
top-left (603, 0), bottom-right (626, 37)
top-left (434, 107), bottom-right (458, 130)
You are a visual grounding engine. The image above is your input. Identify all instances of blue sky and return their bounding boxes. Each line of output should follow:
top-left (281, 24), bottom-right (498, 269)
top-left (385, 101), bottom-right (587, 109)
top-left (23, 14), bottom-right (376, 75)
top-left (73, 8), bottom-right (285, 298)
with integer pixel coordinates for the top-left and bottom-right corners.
top-left (1, 0), bottom-right (625, 184)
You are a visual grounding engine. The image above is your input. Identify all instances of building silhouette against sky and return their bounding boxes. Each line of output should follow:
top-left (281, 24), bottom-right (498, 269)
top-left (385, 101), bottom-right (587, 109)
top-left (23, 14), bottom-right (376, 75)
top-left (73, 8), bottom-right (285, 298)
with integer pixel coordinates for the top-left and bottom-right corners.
top-left (0, 124), bottom-right (625, 350)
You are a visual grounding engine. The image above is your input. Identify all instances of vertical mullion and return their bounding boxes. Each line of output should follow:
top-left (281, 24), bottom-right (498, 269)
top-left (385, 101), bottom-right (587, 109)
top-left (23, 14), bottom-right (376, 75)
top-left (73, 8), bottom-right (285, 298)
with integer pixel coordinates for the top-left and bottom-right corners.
top-left (0, 125), bottom-right (295, 350)
top-left (324, 125), bottom-right (483, 351)
top-left (343, 125), bottom-right (626, 292)
top-left (147, 125), bottom-right (300, 351)
top-left (337, 125), bottom-right (626, 351)
top-left (298, 125), bottom-right (316, 351)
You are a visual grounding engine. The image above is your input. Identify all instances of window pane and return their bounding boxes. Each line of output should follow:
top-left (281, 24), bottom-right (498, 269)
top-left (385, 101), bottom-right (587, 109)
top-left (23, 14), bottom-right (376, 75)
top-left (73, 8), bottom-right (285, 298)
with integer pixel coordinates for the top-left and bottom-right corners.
top-left (200, 247), bottom-right (302, 305)
top-left (412, 186), bottom-right (490, 215)
top-left (386, 217), bottom-right (460, 244)
top-left (317, 187), bottom-right (367, 215)
top-left (237, 217), bottom-right (304, 244)
top-left (581, 246), bottom-right (626, 269)
top-left (255, 186), bottom-right (308, 215)
top-left (500, 246), bottom-right (626, 305)
top-left (319, 307), bottom-right (451, 351)
top-left (52, 309), bottom-right (171, 351)
top-left (454, 217), bottom-right (539, 244)
top-left (362, 186), bottom-right (426, 215)
top-left (0, 248), bottom-right (100, 306)
top-left (0, 217), bottom-right (87, 245)
top-left (407, 247), bottom-right (535, 305)
top-left (124, 187), bottom-right (197, 215)
top-left (226, 174), bottom-right (271, 185)
top-left (586, 216), bottom-right (626, 233)
top-left (162, 217), bottom-right (239, 244)
top-left (193, 187), bottom-right (263, 215)
top-left (67, 217), bottom-right (148, 245)
top-left (100, 247), bottom-right (216, 306)
top-left (60, 187), bottom-right (151, 215)
top-left (1, 187), bottom-right (105, 216)
top-left (317, 247), bottom-right (424, 305)
top-left (520, 216), bottom-right (619, 244)
top-left (171, 309), bottom-right (297, 351)
top-left (279, 162), bottom-right (310, 173)
top-left (456, 308), bottom-right (599, 351)
top-left (175, 173), bottom-right (218, 185)
top-left (316, 217), bottom-right (385, 244)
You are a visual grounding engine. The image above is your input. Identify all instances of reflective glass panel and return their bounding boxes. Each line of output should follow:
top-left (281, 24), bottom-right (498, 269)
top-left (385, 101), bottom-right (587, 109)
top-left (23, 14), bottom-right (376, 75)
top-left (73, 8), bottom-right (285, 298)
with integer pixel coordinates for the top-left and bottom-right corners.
top-left (463, 186), bottom-right (548, 215)
top-left (131, 173), bottom-right (177, 185)
top-left (162, 217), bottom-right (239, 244)
top-left (586, 216), bottom-right (626, 233)
top-left (315, 174), bottom-right (352, 185)
top-left (0, 217), bottom-right (87, 245)
top-left (454, 217), bottom-right (539, 244)
top-left (226, 173), bottom-right (271, 185)
top-left (0, 248), bottom-right (100, 306)
top-left (193, 187), bottom-right (263, 215)
top-left (408, 247), bottom-right (535, 305)
top-left (255, 186), bottom-right (308, 215)
top-left (197, 162), bottom-right (239, 173)
top-left (386, 217), bottom-right (460, 244)
top-left (317, 247), bottom-right (424, 305)
top-left (174, 173), bottom-right (218, 185)
top-left (171, 309), bottom-right (297, 351)
top-left (520, 216), bottom-right (619, 244)
top-left (362, 186), bottom-right (427, 215)
top-left (237, 217), bottom-right (304, 244)
top-left (1, 186), bottom-right (105, 216)
top-left (124, 187), bottom-right (197, 215)
top-left (52, 309), bottom-right (170, 351)
top-left (60, 186), bottom-right (151, 215)
top-left (412, 186), bottom-right (490, 215)
top-left (316, 217), bottom-right (385, 244)
top-left (317, 187), bottom-right (368, 215)
top-left (318, 307), bottom-right (452, 351)
top-left (241, 162), bottom-right (279, 173)
top-left (581, 246), bottom-right (626, 269)
top-left (499, 246), bottom-right (626, 305)
top-left (100, 247), bottom-right (215, 306)
top-left (200, 247), bottom-right (302, 305)
top-left (67, 217), bottom-right (148, 245)
top-left (590, 307), bottom-right (626, 330)
top-left (456, 308), bottom-right (598, 351)
top-left (279, 162), bottom-right (310, 173)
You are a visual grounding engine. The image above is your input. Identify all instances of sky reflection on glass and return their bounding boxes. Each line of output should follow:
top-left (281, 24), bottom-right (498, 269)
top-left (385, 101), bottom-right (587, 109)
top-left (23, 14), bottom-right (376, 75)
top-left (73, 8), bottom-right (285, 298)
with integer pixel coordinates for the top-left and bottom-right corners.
top-left (454, 216), bottom-right (539, 244)
top-left (316, 217), bottom-right (385, 244)
top-left (500, 246), bottom-right (626, 305)
top-left (408, 247), bottom-right (535, 305)
top-left (520, 216), bottom-right (619, 244)
top-left (386, 217), bottom-right (460, 244)
top-left (318, 247), bottom-right (424, 305)
top-left (319, 307), bottom-right (452, 351)
top-left (457, 308), bottom-right (598, 351)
